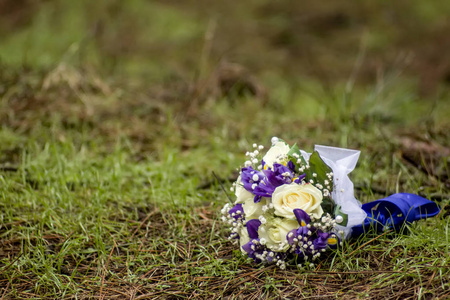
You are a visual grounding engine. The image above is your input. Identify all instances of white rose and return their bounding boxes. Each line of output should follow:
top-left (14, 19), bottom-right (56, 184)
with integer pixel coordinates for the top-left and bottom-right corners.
top-left (262, 141), bottom-right (290, 169)
top-left (272, 183), bottom-right (324, 219)
top-left (239, 227), bottom-right (250, 254)
top-left (242, 197), bottom-right (268, 220)
top-left (234, 176), bottom-right (253, 204)
top-left (258, 218), bottom-right (299, 251)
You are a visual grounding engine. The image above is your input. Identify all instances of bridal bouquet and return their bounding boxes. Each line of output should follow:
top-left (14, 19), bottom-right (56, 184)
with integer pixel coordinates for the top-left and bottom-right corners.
top-left (221, 137), bottom-right (440, 269)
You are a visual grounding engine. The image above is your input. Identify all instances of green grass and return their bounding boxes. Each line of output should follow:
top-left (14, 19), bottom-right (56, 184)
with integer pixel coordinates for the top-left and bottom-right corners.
top-left (1, 0), bottom-right (449, 299)
top-left (1, 90), bottom-right (448, 298)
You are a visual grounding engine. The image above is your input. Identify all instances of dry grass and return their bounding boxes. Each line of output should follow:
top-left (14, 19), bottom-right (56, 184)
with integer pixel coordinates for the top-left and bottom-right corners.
top-left (1, 206), bottom-right (448, 299)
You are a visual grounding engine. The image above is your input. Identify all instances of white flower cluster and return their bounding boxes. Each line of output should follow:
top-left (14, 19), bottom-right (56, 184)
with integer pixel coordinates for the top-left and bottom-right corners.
top-left (244, 143), bottom-right (264, 168)
top-left (313, 213), bottom-right (344, 234)
top-left (221, 203), bottom-right (245, 242)
top-left (304, 171), bottom-right (334, 198)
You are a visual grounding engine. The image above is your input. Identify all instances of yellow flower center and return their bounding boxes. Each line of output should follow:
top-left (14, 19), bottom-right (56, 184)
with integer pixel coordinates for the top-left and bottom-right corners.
top-left (327, 238), bottom-right (337, 245)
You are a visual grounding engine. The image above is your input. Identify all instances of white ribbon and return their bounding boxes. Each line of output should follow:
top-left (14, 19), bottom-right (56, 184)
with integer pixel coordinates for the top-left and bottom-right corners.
top-left (301, 145), bottom-right (367, 239)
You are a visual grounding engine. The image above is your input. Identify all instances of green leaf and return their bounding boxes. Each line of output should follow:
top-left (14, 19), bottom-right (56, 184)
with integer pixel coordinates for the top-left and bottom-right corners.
top-left (287, 143), bottom-right (307, 171)
top-left (307, 151), bottom-right (333, 192)
top-left (320, 196), bottom-right (335, 216)
top-left (334, 205), bottom-right (348, 226)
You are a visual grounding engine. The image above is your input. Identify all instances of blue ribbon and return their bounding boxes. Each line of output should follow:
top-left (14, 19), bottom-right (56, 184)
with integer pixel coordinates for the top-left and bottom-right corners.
top-left (350, 193), bottom-right (441, 239)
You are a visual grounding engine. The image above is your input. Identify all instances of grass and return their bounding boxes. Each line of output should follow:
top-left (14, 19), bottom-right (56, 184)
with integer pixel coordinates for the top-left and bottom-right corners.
top-left (1, 1), bottom-right (449, 299)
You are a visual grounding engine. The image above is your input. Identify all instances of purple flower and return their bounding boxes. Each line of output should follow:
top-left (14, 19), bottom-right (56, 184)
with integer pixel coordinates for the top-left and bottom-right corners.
top-left (264, 163), bottom-right (293, 187)
top-left (246, 219), bottom-right (261, 239)
top-left (252, 181), bottom-right (275, 202)
top-left (287, 209), bottom-right (333, 257)
top-left (313, 231), bottom-right (330, 251)
top-left (294, 209), bottom-right (311, 227)
top-left (241, 240), bottom-right (262, 261)
top-left (241, 219), bottom-right (266, 262)
top-left (228, 204), bottom-right (244, 221)
top-left (296, 225), bottom-right (311, 237)
top-left (287, 228), bottom-right (299, 245)
top-left (294, 173), bottom-right (306, 184)
top-left (252, 163), bottom-right (294, 202)
top-left (291, 225), bottom-right (313, 256)
top-left (286, 209), bottom-right (312, 247)
top-left (287, 160), bottom-right (296, 173)
top-left (240, 167), bottom-right (264, 193)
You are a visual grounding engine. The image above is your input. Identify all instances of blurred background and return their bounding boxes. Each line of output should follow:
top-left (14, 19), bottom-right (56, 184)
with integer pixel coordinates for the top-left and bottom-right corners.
top-left (2, 0), bottom-right (450, 90)
top-left (0, 0), bottom-right (449, 158)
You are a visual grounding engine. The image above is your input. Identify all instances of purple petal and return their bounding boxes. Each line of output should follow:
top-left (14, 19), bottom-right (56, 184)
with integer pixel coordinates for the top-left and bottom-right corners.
top-left (287, 160), bottom-right (296, 172)
top-left (253, 194), bottom-right (263, 203)
top-left (228, 204), bottom-right (244, 220)
top-left (246, 219), bottom-right (261, 239)
top-left (313, 232), bottom-right (330, 250)
top-left (294, 209), bottom-right (311, 226)
top-left (240, 167), bottom-right (264, 192)
top-left (317, 231), bottom-right (330, 239)
top-left (253, 182), bottom-right (275, 200)
top-left (296, 226), bottom-right (310, 237)
top-left (294, 173), bottom-right (306, 184)
top-left (264, 164), bottom-right (293, 187)
top-left (242, 241), bottom-right (254, 254)
top-left (287, 229), bottom-right (299, 245)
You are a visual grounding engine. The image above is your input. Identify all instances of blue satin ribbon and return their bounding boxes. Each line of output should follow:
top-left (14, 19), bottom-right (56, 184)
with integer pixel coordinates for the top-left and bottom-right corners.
top-left (350, 193), bottom-right (441, 239)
